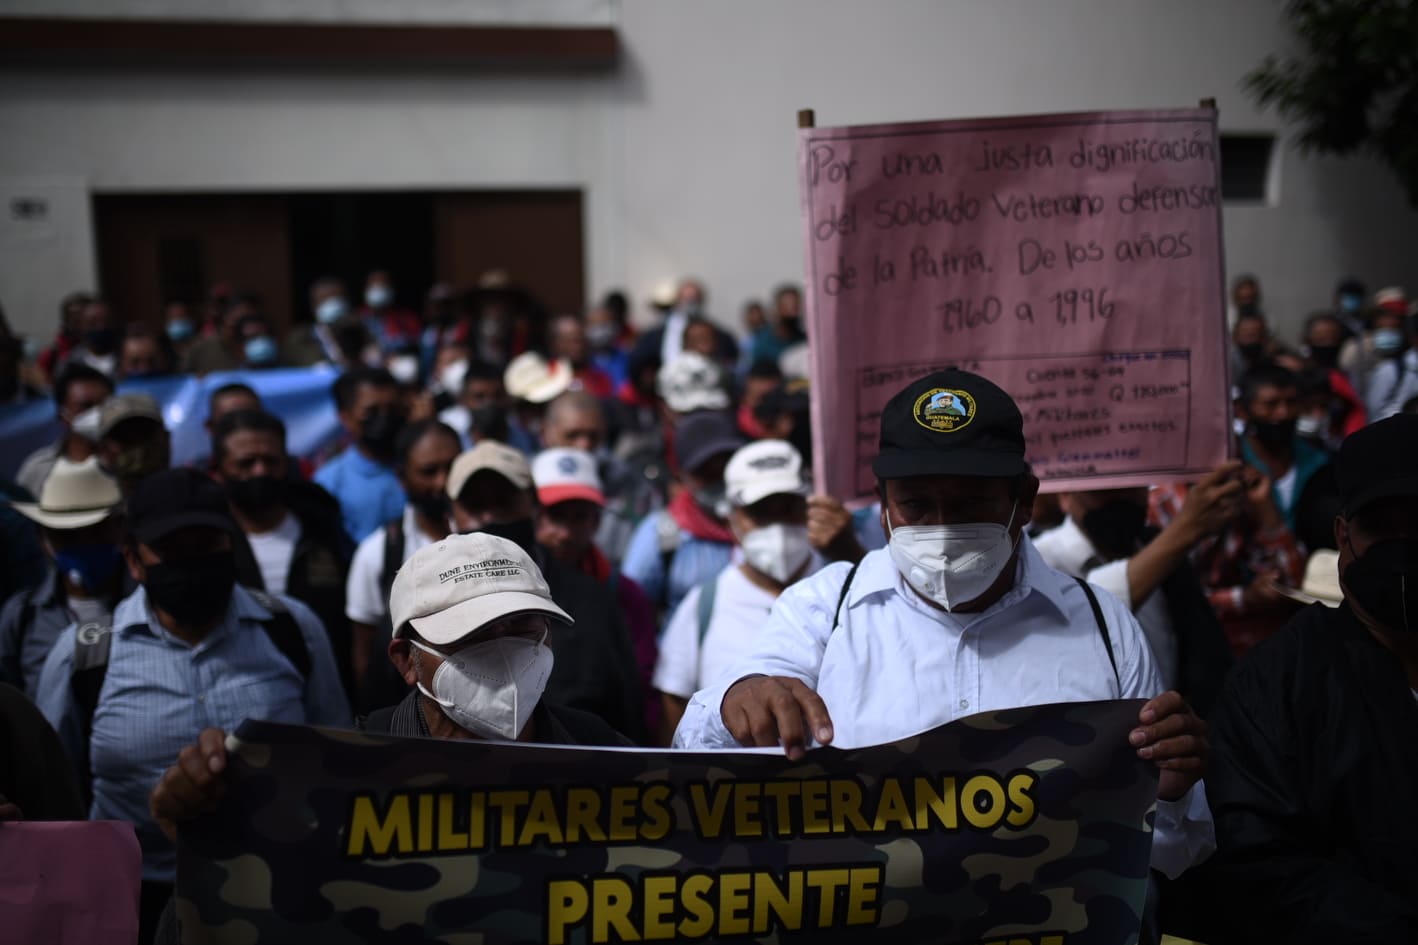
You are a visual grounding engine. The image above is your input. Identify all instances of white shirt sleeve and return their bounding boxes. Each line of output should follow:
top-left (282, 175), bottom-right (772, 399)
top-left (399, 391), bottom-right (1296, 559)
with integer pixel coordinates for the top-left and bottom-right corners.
top-left (672, 562), bottom-right (848, 750)
top-left (1094, 582), bottom-right (1216, 878)
top-left (651, 585), bottom-right (703, 700)
top-left (345, 531), bottom-right (387, 625)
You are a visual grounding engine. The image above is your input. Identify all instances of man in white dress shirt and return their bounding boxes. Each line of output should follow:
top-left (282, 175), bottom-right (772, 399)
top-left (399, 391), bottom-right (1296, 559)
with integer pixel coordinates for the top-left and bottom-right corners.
top-left (673, 368), bottom-right (1213, 879)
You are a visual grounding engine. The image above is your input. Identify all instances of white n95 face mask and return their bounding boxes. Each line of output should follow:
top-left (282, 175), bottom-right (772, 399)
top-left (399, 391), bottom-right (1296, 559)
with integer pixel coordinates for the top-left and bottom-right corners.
top-left (741, 523), bottom-right (814, 584)
top-left (887, 503), bottom-right (1019, 612)
top-left (411, 633), bottom-right (553, 740)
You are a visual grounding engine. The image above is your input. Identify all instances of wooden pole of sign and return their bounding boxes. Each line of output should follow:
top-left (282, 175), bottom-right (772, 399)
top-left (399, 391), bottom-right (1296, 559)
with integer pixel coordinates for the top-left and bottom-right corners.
top-left (798, 108), bottom-right (815, 129)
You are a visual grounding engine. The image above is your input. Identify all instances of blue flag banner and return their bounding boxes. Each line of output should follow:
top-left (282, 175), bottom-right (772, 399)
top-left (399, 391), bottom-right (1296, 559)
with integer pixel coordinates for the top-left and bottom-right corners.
top-left (0, 367), bottom-right (344, 482)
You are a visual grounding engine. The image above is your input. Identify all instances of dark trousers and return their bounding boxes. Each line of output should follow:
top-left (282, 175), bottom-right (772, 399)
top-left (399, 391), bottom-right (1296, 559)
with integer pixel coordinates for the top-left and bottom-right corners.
top-left (139, 879), bottom-right (173, 945)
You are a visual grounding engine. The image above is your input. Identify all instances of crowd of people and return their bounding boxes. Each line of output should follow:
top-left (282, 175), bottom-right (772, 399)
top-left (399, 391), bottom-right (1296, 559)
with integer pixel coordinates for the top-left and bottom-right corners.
top-left (0, 266), bottom-right (1414, 943)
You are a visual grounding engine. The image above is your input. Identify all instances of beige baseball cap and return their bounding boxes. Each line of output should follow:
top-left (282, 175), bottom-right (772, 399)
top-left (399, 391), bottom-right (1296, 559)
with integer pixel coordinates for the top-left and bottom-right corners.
top-left (389, 533), bottom-right (572, 644)
top-left (446, 441), bottom-right (533, 500)
top-left (10, 457), bottom-right (122, 530)
top-left (97, 393), bottom-right (163, 440)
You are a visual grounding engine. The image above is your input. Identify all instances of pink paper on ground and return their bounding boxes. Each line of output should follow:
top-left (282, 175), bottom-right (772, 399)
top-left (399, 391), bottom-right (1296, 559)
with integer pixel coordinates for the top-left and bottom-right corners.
top-left (798, 108), bottom-right (1231, 501)
top-left (0, 820), bottom-right (141, 945)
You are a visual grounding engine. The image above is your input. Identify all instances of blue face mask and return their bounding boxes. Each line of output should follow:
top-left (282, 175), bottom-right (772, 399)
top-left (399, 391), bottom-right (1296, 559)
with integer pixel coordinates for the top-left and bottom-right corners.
top-left (54, 544), bottom-right (121, 594)
top-left (1374, 328), bottom-right (1405, 355)
top-left (244, 335), bottom-right (279, 365)
top-left (166, 319), bottom-right (195, 342)
top-left (315, 297), bottom-right (348, 325)
top-left (1339, 294), bottom-right (1362, 314)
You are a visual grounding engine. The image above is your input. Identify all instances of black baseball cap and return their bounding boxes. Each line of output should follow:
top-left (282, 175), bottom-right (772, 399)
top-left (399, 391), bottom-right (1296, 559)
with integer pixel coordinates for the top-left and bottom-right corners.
top-left (1335, 413), bottom-right (1418, 515)
top-left (127, 467), bottom-right (236, 545)
top-left (873, 368), bottom-right (1028, 480)
top-left (675, 411), bottom-right (746, 474)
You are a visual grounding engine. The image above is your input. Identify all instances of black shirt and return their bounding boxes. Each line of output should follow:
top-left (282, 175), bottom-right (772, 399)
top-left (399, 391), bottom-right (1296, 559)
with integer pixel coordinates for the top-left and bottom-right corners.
top-left (1205, 602), bottom-right (1418, 944)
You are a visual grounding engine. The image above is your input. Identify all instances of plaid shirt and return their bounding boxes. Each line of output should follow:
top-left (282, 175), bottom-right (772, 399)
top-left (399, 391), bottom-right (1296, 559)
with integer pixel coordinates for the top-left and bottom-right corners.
top-left (1149, 484), bottom-right (1306, 652)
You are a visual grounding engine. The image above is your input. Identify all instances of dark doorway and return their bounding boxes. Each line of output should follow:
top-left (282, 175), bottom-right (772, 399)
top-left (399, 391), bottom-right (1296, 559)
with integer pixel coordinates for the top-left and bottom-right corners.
top-left (93, 189), bottom-right (584, 336)
top-left (288, 192), bottom-right (435, 320)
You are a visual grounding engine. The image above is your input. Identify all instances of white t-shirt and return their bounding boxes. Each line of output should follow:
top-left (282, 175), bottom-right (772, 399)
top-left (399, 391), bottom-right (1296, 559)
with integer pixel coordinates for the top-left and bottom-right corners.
top-left (346, 506), bottom-right (437, 625)
top-left (246, 513), bottom-right (302, 596)
top-left (653, 565), bottom-right (786, 699)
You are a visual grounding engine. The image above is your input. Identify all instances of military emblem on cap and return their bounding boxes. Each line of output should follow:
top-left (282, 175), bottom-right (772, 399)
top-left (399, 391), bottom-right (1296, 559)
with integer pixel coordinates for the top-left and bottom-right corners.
top-left (913, 388), bottom-right (976, 433)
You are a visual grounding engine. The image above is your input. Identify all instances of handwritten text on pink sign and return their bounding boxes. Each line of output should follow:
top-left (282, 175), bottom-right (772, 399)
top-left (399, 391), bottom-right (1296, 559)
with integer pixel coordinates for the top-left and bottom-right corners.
top-left (799, 109), bottom-right (1230, 499)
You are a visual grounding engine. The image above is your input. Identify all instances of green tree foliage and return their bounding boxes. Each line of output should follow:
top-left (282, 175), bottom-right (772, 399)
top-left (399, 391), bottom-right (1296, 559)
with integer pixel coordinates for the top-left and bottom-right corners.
top-left (1248, 0), bottom-right (1418, 204)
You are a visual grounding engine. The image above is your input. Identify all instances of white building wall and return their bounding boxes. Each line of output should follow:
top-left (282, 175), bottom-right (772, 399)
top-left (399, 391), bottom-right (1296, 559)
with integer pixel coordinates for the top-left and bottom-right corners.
top-left (1, 0), bottom-right (1415, 342)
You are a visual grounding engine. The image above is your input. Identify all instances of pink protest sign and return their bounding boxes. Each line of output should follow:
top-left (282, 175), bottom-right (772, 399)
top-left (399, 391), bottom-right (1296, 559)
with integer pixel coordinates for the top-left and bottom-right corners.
top-left (798, 108), bottom-right (1229, 500)
top-left (0, 820), bottom-right (141, 945)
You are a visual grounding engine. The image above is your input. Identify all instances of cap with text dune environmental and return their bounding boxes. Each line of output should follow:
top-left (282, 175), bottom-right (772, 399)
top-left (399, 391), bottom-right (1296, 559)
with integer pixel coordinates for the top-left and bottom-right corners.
top-left (389, 532), bottom-right (572, 644)
top-left (873, 368), bottom-right (1027, 479)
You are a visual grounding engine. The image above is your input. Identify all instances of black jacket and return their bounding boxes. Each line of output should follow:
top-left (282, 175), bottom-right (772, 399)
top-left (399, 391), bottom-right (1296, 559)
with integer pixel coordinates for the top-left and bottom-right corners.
top-left (1203, 602), bottom-right (1418, 944)
top-left (359, 689), bottom-right (632, 747)
top-left (536, 549), bottom-right (646, 744)
top-left (233, 481), bottom-right (355, 694)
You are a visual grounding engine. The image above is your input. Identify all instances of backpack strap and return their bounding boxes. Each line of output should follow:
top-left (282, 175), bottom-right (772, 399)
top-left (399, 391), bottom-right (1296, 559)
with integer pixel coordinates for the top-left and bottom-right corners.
top-left (244, 588), bottom-right (312, 680)
top-left (654, 510), bottom-right (682, 602)
top-left (70, 620), bottom-right (114, 738)
top-left (694, 575), bottom-right (719, 645)
top-left (380, 518), bottom-right (406, 609)
top-left (1074, 577), bottom-right (1121, 689)
top-left (830, 562), bottom-right (861, 633)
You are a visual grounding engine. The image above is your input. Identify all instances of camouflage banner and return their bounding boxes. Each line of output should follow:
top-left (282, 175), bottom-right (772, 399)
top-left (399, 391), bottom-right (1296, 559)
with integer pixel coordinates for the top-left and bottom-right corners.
top-left (176, 699), bottom-right (1157, 945)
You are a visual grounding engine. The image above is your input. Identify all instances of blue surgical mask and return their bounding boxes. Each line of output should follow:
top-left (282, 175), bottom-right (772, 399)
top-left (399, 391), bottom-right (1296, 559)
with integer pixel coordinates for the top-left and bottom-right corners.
top-left (244, 335), bottom-right (279, 365)
top-left (366, 285), bottom-right (393, 309)
top-left (316, 297), bottom-right (348, 324)
top-left (166, 319), bottom-right (195, 342)
top-left (1339, 294), bottom-right (1362, 314)
top-left (1374, 328), bottom-right (1405, 355)
top-left (54, 544), bottom-right (121, 595)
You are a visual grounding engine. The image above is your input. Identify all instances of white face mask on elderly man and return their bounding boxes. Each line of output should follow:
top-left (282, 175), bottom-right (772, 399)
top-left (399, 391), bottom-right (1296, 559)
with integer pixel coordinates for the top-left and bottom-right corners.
top-left (886, 502), bottom-right (1019, 612)
top-left (411, 632), bottom-right (553, 740)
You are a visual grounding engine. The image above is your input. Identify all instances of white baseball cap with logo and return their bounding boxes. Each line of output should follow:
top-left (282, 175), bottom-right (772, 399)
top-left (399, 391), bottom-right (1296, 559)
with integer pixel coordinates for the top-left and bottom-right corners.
top-left (531, 448), bottom-right (605, 507)
top-left (657, 351), bottom-right (730, 413)
top-left (389, 533), bottom-right (572, 645)
top-left (724, 439), bottom-right (808, 509)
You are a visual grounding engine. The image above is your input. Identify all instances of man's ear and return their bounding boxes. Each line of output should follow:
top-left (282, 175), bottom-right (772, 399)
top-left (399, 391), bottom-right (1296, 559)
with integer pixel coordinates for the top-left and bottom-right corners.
top-left (1016, 475), bottom-right (1041, 533)
top-left (1333, 514), bottom-right (1349, 552)
top-left (123, 543), bottom-right (145, 585)
top-left (388, 638), bottom-right (418, 687)
top-left (876, 479), bottom-right (890, 536)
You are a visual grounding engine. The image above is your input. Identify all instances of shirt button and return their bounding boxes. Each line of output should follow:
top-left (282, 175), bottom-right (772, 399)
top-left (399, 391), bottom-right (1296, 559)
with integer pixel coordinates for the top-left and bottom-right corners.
top-left (198, 694), bottom-right (207, 703)
top-left (959, 699), bottom-right (969, 710)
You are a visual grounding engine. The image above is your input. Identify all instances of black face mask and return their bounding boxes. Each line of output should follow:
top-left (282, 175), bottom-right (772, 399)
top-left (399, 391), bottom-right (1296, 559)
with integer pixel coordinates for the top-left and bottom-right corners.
top-left (1237, 341), bottom-right (1264, 363)
top-left (224, 474), bottom-right (286, 514)
top-left (1307, 343), bottom-right (1341, 368)
top-left (465, 518), bottom-right (537, 556)
top-left (1343, 539), bottom-right (1418, 633)
top-left (359, 409), bottom-right (403, 456)
top-left (1081, 500), bottom-right (1148, 561)
top-left (144, 551), bottom-right (236, 627)
top-left (410, 490), bottom-right (451, 525)
top-left (1250, 418), bottom-right (1297, 449)
top-left (85, 328), bottom-right (118, 355)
